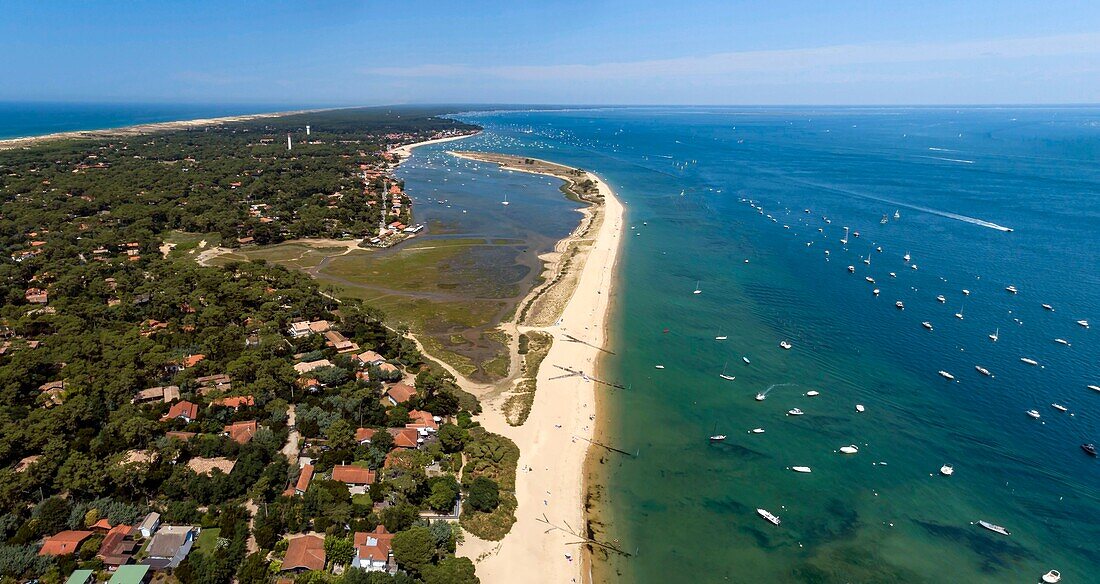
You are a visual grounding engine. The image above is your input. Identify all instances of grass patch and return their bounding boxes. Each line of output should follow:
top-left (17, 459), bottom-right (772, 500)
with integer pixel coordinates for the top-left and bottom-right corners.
top-left (163, 230), bottom-right (222, 256)
top-left (460, 430), bottom-right (519, 541)
top-left (503, 331), bottom-right (552, 426)
top-left (194, 527), bottom-right (222, 555)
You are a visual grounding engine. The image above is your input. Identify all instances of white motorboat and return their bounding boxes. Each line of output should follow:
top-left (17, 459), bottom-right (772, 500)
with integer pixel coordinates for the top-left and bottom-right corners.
top-left (911, 264), bottom-right (918, 270)
top-left (787, 408), bottom-right (804, 416)
top-left (720, 374), bottom-right (737, 381)
top-left (1005, 285), bottom-right (1018, 294)
top-left (873, 288), bottom-right (880, 296)
top-left (989, 328), bottom-right (999, 342)
top-left (1089, 385), bottom-right (1100, 393)
top-left (756, 508), bottom-right (781, 526)
top-left (889, 272), bottom-right (897, 278)
top-left (855, 404), bottom-right (866, 412)
top-left (791, 466), bottom-right (812, 473)
top-left (750, 428), bottom-right (765, 434)
top-left (1042, 303), bottom-right (1054, 311)
top-left (894, 210), bottom-right (901, 220)
top-left (962, 289), bottom-right (970, 296)
top-left (1041, 570), bottom-right (1061, 583)
top-left (978, 520), bottom-right (1010, 536)
top-left (1054, 338), bottom-right (1069, 346)
top-left (975, 366), bottom-right (991, 376)
top-left (742, 356), bottom-right (751, 365)
top-left (709, 434), bottom-right (727, 442)
top-left (903, 251), bottom-right (910, 261)
top-left (922, 322), bottom-right (933, 331)
top-left (939, 370), bottom-right (955, 381)
top-left (940, 464), bottom-right (954, 476)
top-left (847, 265), bottom-right (855, 273)
top-left (936, 295), bottom-right (946, 303)
top-left (1078, 319), bottom-right (1090, 328)
top-left (693, 281), bottom-right (701, 295)
top-left (955, 307), bottom-right (964, 320)
top-left (1026, 409), bottom-right (1041, 419)
top-left (501, 194), bottom-right (510, 206)
top-left (1020, 357), bottom-right (1039, 366)
top-left (1051, 403), bottom-right (1067, 412)
top-left (715, 335), bottom-right (728, 340)
top-left (779, 340), bottom-right (792, 350)
top-left (895, 301), bottom-right (905, 310)
top-left (805, 390), bottom-right (820, 397)
top-left (839, 445), bottom-right (859, 454)
top-left (755, 392), bottom-right (766, 401)
top-left (654, 364), bottom-right (665, 369)
top-left (865, 276), bottom-right (875, 284)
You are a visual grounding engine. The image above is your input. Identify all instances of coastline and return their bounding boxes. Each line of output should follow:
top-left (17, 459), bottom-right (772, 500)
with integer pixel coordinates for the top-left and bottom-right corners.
top-left (0, 107), bottom-right (327, 150)
top-left (391, 131), bottom-right (481, 162)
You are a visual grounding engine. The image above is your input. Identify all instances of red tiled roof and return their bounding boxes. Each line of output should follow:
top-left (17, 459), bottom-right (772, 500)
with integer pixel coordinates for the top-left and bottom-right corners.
top-left (224, 420), bottom-right (258, 444)
top-left (388, 427), bottom-right (420, 449)
top-left (385, 383), bottom-right (416, 404)
top-left (213, 395), bottom-right (254, 409)
top-left (183, 354), bottom-right (206, 368)
top-left (38, 530), bottom-right (93, 556)
top-left (406, 410), bottom-right (438, 430)
top-left (353, 526), bottom-right (394, 566)
top-left (331, 465), bottom-right (376, 485)
top-left (294, 464), bottom-right (314, 493)
top-left (161, 400), bottom-right (198, 421)
top-left (283, 535), bottom-right (326, 571)
top-left (355, 427), bottom-right (377, 443)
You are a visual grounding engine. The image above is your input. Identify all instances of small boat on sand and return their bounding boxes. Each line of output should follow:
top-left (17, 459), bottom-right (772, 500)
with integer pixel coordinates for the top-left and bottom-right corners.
top-left (757, 508), bottom-right (781, 526)
top-left (839, 445), bottom-right (859, 454)
top-left (940, 464), bottom-right (954, 476)
top-left (977, 520), bottom-right (1010, 536)
top-left (791, 466), bottom-right (812, 473)
top-left (787, 408), bottom-right (804, 416)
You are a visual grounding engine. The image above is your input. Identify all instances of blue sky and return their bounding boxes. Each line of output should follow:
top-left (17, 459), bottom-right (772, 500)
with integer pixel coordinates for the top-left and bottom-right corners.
top-left (2, 0), bottom-right (1099, 105)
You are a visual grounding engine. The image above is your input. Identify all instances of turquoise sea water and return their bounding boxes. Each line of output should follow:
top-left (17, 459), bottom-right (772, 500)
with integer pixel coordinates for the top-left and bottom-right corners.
top-left (443, 108), bottom-right (1098, 583)
top-left (0, 102), bottom-right (287, 140)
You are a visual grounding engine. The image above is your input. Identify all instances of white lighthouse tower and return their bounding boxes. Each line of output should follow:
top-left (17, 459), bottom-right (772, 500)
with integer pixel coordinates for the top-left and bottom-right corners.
top-left (306, 125), bottom-right (311, 136)
top-left (287, 133), bottom-right (292, 151)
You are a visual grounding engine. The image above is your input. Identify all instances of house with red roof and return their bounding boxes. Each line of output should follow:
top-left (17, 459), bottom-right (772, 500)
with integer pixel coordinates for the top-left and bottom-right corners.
top-left (283, 534), bottom-right (326, 572)
top-left (223, 420), bottom-right (258, 444)
top-left (97, 524), bottom-right (138, 568)
top-left (355, 427), bottom-right (377, 445)
top-left (388, 428), bottom-right (421, 449)
top-left (161, 400), bottom-right (199, 422)
top-left (38, 530), bottom-right (93, 556)
top-left (405, 410), bottom-right (439, 432)
top-left (383, 383), bottom-right (416, 406)
top-left (352, 526), bottom-right (395, 572)
top-left (331, 465), bottom-right (376, 493)
top-left (294, 464), bottom-right (314, 495)
top-left (212, 395), bottom-right (254, 409)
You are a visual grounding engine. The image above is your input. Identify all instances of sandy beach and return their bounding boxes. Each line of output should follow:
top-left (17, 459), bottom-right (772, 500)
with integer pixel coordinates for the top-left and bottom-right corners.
top-left (391, 131), bottom-right (481, 161)
top-left (0, 108), bottom-right (324, 151)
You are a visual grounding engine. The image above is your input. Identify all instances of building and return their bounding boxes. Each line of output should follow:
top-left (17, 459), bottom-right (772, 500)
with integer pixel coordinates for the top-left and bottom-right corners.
top-left (352, 526), bottom-right (395, 572)
top-left (324, 330), bottom-right (359, 354)
top-left (137, 512), bottom-right (160, 538)
top-left (223, 420), bottom-right (259, 444)
top-left (355, 427), bottom-right (377, 445)
top-left (294, 359), bottom-right (333, 375)
top-left (388, 428), bottom-right (421, 449)
top-left (331, 465), bottom-right (376, 493)
top-left (133, 385), bottom-right (180, 404)
top-left (212, 395), bottom-right (254, 409)
top-left (282, 534), bottom-right (326, 572)
top-left (294, 464), bottom-right (314, 495)
top-left (38, 530), bottom-right (93, 556)
top-left (142, 525), bottom-right (200, 569)
top-left (288, 320), bottom-right (331, 338)
top-left (383, 383), bottom-right (416, 405)
top-left (161, 400), bottom-right (198, 422)
top-left (355, 350), bottom-right (385, 368)
top-left (97, 524), bottom-right (138, 568)
top-left (108, 564), bottom-right (151, 584)
top-left (65, 569), bottom-right (95, 584)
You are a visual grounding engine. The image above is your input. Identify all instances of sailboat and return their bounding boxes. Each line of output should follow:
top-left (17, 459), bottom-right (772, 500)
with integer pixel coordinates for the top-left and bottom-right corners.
top-left (709, 422), bottom-right (726, 442)
top-left (880, 214), bottom-right (889, 224)
top-left (719, 361), bottom-right (736, 381)
top-left (501, 194), bottom-right (510, 206)
top-left (894, 210), bottom-right (901, 220)
top-left (989, 328), bottom-right (999, 342)
top-left (903, 251), bottom-right (911, 262)
top-left (955, 306), bottom-right (964, 320)
top-left (693, 281), bottom-right (701, 295)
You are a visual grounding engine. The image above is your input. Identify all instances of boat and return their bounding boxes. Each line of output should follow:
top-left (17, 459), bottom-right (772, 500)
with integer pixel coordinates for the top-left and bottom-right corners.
top-left (922, 321), bottom-right (933, 331)
top-left (936, 295), bottom-right (946, 303)
top-left (787, 408), bottom-right (804, 416)
top-left (855, 404), bottom-right (866, 412)
top-left (940, 464), bottom-right (954, 476)
top-left (719, 361), bottom-right (736, 381)
top-left (709, 434), bottom-right (726, 442)
top-left (1051, 403), bottom-right (1067, 412)
top-left (779, 340), bottom-right (792, 350)
top-left (975, 366), bottom-right (991, 376)
top-left (955, 307), bottom-right (964, 320)
top-left (939, 370), bottom-right (955, 381)
top-left (889, 272), bottom-right (897, 278)
top-left (693, 281), bottom-right (701, 295)
top-left (1054, 338), bottom-right (1070, 346)
top-left (805, 390), bottom-right (820, 397)
top-left (853, 231), bottom-right (860, 238)
top-left (977, 520), bottom-right (1010, 536)
top-left (839, 445), bottom-right (859, 454)
top-left (754, 392), bottom-right (766, 401)
top-left (989, 328), bottom-right (1000, 342)
top-left (1082, 443), bottom-right (1097, 456)
top-left (1042, 303), bottom-right (1054, 311)
top-left (876, 246), bottom-right (882, 253)
top-left (654, 365), bottom-right (665, 369)
top-left (715, 335), bottom-right (727, 340)
top-left (1005, 285), bottom-right (1018, 294)
top-left (911, 264), bottom-right (918, 270)
top-left (501, 194), bottom-right (510, 206)
top-left (1020, 357), bottom-right (1039, 366)
top-left (1077, 319), bottom-right (1090, 328)
top-left (880, 214), bottom-right (889, 224)
top-left (895, 301), bottom-right (905, 310)
top-left (873, 288), bottom-right (880, 296)
top-left (742, 356), bottom-right (751, 365)
top-left (894, 210), bottom-right (901, 220)
top-left (1026, 409), bottom-right (1041, 419)
top-left (903, 251), bottom-right (911, 261)
top-left (1042, 570), bottom-right (1062, 583)
top-left (1089, 385), bottom-right (1100, 393)
top-left (865, 276), bottom-right (875, 284)
top-left (863, 256), bottom-right (871, 265)
top-left (756, 508), bottom-right (781, 526)
top-left (847, 265), bottom-right (855, 273)
top-left (750, 428), bottom-right (765, 434)
top-left (791, 466), bottom-right (812, 473)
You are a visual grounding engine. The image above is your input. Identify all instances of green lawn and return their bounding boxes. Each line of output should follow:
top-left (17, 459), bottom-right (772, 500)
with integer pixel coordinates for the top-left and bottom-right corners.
top-left (193, 527), bottom-right (221, 554)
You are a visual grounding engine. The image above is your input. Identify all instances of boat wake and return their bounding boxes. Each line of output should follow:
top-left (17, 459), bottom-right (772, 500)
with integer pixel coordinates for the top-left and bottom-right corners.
top-left (919, 155), bottom-right (975, 164)
top-left (759, 382), bottom-right (797, 398)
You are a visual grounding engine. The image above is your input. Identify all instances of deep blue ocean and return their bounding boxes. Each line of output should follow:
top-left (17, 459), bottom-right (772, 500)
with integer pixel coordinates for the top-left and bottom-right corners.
top-left (440, 107), bottom-right (1099, 583)
top-left (0, 102), bottom-right (288, 140)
